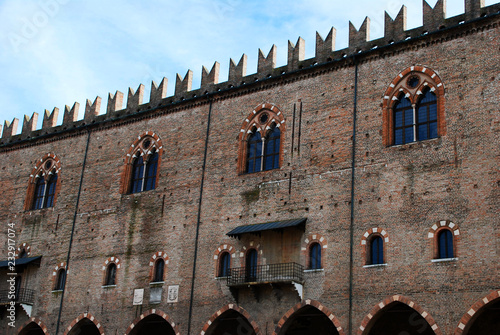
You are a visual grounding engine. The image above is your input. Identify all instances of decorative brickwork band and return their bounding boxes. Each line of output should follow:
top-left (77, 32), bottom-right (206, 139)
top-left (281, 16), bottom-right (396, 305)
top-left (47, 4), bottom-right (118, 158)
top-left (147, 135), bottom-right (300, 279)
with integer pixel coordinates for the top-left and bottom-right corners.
top-left (124, 309), bottom-right (180, 335)
top-left (18, 317), bottom-right (50, 335)
top-left (63, 312), bottom-right (105, 335)
top-left (455, 290), bottom-right (500, 334)
top-left (200, 304), bottom-right (262, 335)
top-left (273, 299), bottom-right (345, 335)
top-left (382, 65), bottom-right (446, 146)
top-left (24, 153), bottom-right (62, 211)
top-left (357, 295), bottom-right (442, 335)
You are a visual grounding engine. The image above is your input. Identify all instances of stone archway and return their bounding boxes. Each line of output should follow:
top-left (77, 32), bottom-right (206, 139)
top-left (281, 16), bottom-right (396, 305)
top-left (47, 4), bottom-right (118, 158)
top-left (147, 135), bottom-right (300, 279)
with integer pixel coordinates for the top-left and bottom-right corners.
top-left (64, 313), bottom-right (104, 335)
top-left (274, 300), bottom-right (344, 335)
top-left (201, 304), bottom-right (261, 335)
top-left (18, 318), bottom-right (49, 335)
top-left (456, 290), bottom-right (500, 334)
top-left (125, 309), bottom-right (179, 335)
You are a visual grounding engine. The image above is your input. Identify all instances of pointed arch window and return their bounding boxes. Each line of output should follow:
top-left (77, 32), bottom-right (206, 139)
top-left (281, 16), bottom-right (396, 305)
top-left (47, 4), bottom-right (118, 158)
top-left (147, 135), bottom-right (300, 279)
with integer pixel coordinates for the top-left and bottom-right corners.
top-left (29, 156), bottom-right (60, 210)
top-left (125, 134), bottom-right (162, 194)
top-left (239, 104), bottom-right (285, 174)
top-left (383, 66), bottom-right (445, 146)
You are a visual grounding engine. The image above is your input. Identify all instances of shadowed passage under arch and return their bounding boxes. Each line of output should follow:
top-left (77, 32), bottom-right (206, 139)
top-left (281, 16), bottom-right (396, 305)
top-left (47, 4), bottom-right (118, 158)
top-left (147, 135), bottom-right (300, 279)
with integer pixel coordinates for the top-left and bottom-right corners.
top-left (128, 314), bottom-right (175, 335)
top-left (204, 309), bottom-right (257, 335)
top-left (278, 305), bottom-right (339, 335)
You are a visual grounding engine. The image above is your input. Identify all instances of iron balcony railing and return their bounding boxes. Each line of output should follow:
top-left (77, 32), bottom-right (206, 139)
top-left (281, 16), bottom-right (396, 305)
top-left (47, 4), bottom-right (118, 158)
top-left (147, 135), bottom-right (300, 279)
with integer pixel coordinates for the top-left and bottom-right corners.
top-left (227, 262), bottom-right (304, 286)
top-left (0, 288), bottom-right (35, 305)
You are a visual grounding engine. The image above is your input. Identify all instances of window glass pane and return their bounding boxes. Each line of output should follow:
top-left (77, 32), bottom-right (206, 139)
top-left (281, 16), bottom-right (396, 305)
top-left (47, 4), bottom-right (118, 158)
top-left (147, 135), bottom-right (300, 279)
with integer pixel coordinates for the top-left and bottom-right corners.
top-left (131, 156), bottom-right (144, 193)
top-left (247, 132), bottom-right (262, 173)
top-left (33, 177), bottom-right (45, 209)
top-left (219, 253), bottom-right (231, 277)
top-left (45, 174), bottom-right (57, 207)
top-left (417, 105), bottom-right (428, 123)
top-left (395, 111), bottom-right (403, 128)
top-left (106, 264), bottom-right (116, 285)
top-left (310, 243), bottom-right (321, 269)
top-left (154, 260), bottom-right (164, 282)
top-left (405, 126), bottom-right (414, 143)
top-left (394, 129), bottom-right (403, 145)
top-left (429, 104), bottom-right (437, 121)
top-left (429, 122), bottom-right (438, 139)
top-left (404, 109), bottom-right (413, 125)
top-left (371, 236), bottom-right (383, 265)
top-left (438, 230), bottom-right (453, 258)
top-left (144, 152), bottom-right (158, 191)
top-left (418, 124), bottom-right (428, 141)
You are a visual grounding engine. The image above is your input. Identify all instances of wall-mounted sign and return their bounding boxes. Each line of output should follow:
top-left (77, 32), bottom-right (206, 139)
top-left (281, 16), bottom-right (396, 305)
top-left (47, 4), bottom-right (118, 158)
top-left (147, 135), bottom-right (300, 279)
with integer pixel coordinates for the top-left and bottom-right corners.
top-left (167, 285), bottom-right (179, 303)
top-left (133, 288), bottom-right (144, 305)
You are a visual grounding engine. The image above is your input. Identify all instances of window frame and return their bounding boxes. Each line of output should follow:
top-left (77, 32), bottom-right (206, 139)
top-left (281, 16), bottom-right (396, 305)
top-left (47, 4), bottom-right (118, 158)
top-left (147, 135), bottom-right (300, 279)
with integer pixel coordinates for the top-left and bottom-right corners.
top-left (383, 66), bottom-right (445, 147)
top-left (218, 252), bottom-right (231, 278)
top-left (104, 263), bottom-right (117, 286)
top-left (26, 154), bottom-right (61, 211)
top-left (369, 235), bottom-right (384, 265)
top-left (308, 242), bottom-right (322, 270)
top-left (54, 268), bottom-right (66, 291)
top-left (238, 103), bottom-right (285, 175)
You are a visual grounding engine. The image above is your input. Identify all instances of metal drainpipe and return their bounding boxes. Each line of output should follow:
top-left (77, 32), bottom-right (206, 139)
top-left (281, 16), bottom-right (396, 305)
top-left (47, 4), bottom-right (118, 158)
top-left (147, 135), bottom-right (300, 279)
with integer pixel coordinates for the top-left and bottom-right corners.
top-left (187, 96), bottom-right (213, 335)
top-left (55, 129), bottom-right (91, 335)
top-left (348, 57), bottom-right (358, 335)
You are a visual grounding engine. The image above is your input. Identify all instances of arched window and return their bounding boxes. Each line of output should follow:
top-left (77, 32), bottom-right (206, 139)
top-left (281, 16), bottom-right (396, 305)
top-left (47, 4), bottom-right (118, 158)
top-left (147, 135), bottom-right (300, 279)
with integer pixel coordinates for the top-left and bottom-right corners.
top-left (54, 269), bottom-right (66, 291)
top-left (393, 94), bottom-right (414, 145)
top-left (245, 249), bottom-right (258, 282)
top-left (263, 124), bottom-right (280, 171)
top-left (437, 229), bottom-right (454, 259)
top-left (218, 252), bottom-right (231, 277)
top-left (239, 103), bottom-right (285, 174)
top-left (246, 130), bottom-right (262, 173)
top-left (309, 243), bottom-right (322, 269)
top-left (105, 263), bottom-right (117, 286)
top-left (152, 258), bottom-right (165, 282)
top-left (124, 134), bottom-right (162, 194)
top-left (32, 169), bottom-right (58, 209)
top-left (383, 66), bottom-right (445, 146)
top-left (370, 236), bottom-right (384, 265)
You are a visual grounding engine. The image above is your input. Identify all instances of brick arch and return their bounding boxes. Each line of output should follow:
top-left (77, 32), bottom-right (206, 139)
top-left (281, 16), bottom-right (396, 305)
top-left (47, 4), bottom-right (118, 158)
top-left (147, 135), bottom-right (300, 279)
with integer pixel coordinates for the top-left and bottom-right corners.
top-left (200, 304), bottom-right (262, 335)
top-left (273, 299), bottom-right (345, 335)
top-left (360, 227), bottom-right (389, 265)
top-left (454, 290), bottom-right (500, 334)
top-left (121, 131), bottom-right (163, 194)
top-left (63, 312), bottom-right (104, 335)
top-left (102, 256), bottom-right (121, 285)
top-left (124, 309), bottom-right (180, 335)
top-left (302, 234), bottom-right (328, 269)
top-left (149, 251), bottom-right (169, 282)
top-left (237, 102), bottom-right (286, 174)
top-left (382, 65), bottom-right (446, 146)
top-left (213, 244), bottom-right (236, 277)
top-left (25, 152), bottom-right (62, 210)
top-left (17, 243), bottom-right (32, 258)
top-left (357, 295), bottom-right (442, 335)
top-left (52, 261), bottom-right (67, 290)
top-left (18, 317), bottom-right (50, 335)
top-left (428, 220), bottom-right (460, 259)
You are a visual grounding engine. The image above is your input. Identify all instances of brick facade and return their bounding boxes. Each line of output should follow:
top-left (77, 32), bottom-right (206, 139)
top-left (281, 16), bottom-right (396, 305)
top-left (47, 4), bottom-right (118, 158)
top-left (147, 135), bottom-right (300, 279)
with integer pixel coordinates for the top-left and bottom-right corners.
top-left (1, 1), bottom-right (499, 334)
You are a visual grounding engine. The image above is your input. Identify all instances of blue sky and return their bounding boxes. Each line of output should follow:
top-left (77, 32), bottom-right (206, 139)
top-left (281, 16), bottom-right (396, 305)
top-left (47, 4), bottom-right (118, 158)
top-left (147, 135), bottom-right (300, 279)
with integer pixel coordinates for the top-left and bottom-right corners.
top-left (0, 0), bottom-right (497, 135)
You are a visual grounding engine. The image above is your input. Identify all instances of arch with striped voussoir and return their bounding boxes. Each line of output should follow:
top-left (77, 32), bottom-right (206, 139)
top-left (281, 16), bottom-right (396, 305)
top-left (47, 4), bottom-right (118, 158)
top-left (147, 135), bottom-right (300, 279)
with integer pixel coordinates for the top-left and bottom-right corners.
top-left (25, 152), bottom-right (62, 210)
top-left (302, 234), bottom-right (327, 270)
top-left (102, 256), bottom-right (121, 286)
top-left (382, 65), bottom-right (446, 146)
top-left (124, 309), bottom-right (180, 335)
top-left (238, 102), bottom-right (286, 174)
top-left (201, 303), bottom-right (262, 335)
top-left (213, 244), bottom-right (236, 277)
top-left (17, 317), bottom-right (50, 335)
top-left (273, 299), bottom-right (345, 335)
top-left (455, 290), bottom-right (500, 334)
top-left (121, 131), bottom-right (163, 194)
top-left (428, 220), bottom-right (460, 260)
top-left (149, 251), bottom-right (169, 283)
top-left (357, 295), bottom-right (442, 335)
top-left (52, 261), bottom-right (67, 291)
top-left (17, 243), bottom-right (32, 258)
top-left (63, 312), bottom-right (105, 335)
top-left (361, 227), bottom-right (389, 266)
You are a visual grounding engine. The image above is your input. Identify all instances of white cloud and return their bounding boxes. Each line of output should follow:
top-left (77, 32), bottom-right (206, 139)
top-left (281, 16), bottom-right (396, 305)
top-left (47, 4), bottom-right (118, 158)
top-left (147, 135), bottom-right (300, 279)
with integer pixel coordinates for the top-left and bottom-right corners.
top-left (0, 0), bottom-right (496, 134)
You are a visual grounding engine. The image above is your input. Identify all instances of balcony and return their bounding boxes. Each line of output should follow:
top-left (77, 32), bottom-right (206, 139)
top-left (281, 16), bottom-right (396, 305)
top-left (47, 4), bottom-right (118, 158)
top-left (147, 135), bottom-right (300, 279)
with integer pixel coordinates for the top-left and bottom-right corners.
top-left (227, 262), bottom-right (304, 286)
top-left (0, 288), bottom-right (35, 305)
